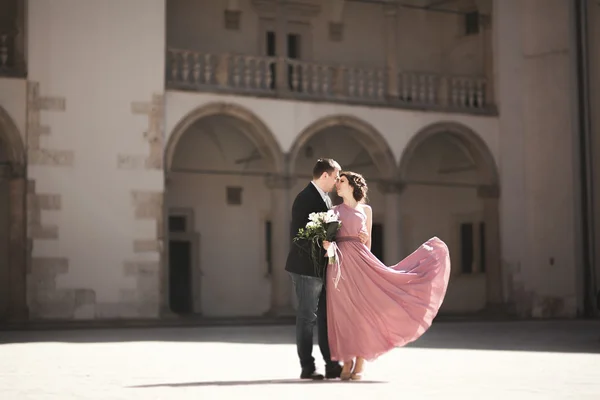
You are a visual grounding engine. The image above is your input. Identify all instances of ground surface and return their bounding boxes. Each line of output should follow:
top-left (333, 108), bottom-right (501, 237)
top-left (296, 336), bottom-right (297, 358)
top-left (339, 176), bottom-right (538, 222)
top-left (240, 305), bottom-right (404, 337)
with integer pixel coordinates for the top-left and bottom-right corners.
top-left (1, 320), bottom-right (599, 399)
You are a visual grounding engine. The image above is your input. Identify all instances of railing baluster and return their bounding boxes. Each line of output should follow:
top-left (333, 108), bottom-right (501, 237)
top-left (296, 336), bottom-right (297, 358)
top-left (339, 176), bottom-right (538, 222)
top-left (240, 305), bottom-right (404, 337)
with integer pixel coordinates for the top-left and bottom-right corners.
top-left (164, 49), bottom-right (491, 113)
top-left (192, 53), bottom-right (201, 84)
top-left (204, 54), bottom-right (213, 85)
top-left (377, 70), bottom-right (384, 99)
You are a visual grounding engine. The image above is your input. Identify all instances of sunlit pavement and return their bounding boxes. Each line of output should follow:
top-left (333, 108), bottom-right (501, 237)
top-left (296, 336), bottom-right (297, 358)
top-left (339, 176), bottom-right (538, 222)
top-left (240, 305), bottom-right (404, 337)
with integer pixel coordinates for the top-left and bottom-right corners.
top-left (1, 320), bottom-right (599, 400)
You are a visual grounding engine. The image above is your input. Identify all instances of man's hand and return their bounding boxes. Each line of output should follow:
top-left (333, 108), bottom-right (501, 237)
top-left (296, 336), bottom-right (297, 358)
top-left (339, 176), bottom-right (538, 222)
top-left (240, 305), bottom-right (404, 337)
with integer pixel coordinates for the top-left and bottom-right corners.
top-left (358, 231), bottom-right (369, 244)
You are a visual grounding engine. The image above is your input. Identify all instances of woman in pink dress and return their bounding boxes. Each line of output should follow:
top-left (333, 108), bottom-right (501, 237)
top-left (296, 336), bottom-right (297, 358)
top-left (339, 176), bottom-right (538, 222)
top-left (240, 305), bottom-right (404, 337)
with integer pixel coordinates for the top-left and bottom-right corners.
top-left (323, 171), bottom-right (451, 380)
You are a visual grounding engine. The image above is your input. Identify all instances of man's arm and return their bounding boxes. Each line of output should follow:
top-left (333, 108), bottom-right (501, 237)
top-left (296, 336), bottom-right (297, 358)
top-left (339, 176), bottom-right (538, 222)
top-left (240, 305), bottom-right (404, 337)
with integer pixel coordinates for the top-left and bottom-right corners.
top-left (290, 192), bottom-right (312, 248)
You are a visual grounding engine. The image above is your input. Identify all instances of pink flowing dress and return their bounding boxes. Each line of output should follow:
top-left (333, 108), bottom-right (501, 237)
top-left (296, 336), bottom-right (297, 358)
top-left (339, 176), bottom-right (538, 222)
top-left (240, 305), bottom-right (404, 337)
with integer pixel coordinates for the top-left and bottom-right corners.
top-left (327, 203), bottom-right (451, 362)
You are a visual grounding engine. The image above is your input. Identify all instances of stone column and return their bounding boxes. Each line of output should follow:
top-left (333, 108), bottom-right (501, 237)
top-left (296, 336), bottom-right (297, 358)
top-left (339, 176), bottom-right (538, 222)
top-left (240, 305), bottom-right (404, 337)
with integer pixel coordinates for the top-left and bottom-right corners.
top-left (383, 3), bottom-right (399, 99)
top-left (8, 165), bottom-right (27, 321)
top-left (265, 174), bottom-right (294, 315)
top-left (478, 184), bottom-right (503, 307)
top-left (275, 0), bottom-right (289, 93)
top-left (379, 181), bottom-right (405, 264)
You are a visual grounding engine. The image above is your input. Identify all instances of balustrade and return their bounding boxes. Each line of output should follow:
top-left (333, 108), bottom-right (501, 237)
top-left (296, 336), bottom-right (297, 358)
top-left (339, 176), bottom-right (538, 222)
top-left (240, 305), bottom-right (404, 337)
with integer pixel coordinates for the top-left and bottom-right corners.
top-left (166, 49), bottom-right (493, 114)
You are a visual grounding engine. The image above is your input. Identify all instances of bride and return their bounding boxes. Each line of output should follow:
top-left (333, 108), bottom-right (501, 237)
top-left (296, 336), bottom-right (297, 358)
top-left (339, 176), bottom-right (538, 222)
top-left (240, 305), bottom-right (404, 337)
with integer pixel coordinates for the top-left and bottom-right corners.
top-left (323, 171), bottom-right (451, 380)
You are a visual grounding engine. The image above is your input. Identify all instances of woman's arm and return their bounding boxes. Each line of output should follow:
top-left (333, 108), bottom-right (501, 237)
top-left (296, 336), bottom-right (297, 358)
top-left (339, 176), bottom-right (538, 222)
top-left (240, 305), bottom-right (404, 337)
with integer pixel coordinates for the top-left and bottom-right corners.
top-left (362, 205), bottom-right (373, 251)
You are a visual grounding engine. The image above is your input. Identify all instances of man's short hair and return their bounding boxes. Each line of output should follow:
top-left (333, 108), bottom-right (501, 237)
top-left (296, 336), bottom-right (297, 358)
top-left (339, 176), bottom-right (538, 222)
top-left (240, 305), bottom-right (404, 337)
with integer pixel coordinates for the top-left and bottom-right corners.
top-left (312, 158), bottom-right (341, 179)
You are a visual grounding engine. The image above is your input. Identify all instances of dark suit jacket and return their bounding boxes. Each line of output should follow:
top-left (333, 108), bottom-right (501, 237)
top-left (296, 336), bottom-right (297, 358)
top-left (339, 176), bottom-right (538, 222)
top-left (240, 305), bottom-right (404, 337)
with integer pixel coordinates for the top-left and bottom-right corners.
top-left (285, 183), bottom-right (329, 277)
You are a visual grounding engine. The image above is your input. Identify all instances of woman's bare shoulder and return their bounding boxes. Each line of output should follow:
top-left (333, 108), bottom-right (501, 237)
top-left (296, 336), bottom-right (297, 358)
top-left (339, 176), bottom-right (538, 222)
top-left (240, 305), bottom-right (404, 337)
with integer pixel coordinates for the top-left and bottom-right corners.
top-left (359, 203), bottom-right (372, 215)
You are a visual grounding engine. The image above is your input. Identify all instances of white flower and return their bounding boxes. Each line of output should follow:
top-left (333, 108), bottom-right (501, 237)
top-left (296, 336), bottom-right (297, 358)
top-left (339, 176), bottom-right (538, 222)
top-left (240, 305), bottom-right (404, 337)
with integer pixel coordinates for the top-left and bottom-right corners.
top-left (306, 221), bottom-right (318, 228)
top-left (324, 210), bottom-right (339, 223)
top-left (308, 212), bottom-right (320, 223)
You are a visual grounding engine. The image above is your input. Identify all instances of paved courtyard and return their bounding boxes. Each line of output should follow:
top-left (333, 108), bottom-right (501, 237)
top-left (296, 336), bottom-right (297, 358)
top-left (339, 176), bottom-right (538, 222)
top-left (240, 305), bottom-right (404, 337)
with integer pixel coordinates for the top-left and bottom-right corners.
top-left (0, 320), bottom-right (599, 399)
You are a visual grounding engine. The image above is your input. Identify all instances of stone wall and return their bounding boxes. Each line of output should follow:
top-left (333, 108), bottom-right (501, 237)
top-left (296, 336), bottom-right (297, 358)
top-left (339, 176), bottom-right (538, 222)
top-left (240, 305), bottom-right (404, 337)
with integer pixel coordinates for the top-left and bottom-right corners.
top-left (26, 0), bottom-right (166, 319)
top-left (25, 81), bottom-right (95, 319)
top-left (496, 0), bottom-right (579, 318)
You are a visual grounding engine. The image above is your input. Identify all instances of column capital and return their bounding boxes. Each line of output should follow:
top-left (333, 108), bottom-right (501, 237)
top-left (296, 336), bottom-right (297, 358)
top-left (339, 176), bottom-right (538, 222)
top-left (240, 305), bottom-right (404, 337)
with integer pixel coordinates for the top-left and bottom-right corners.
top-left (477, 184), bottom-right (500, 199)
top-left (378, 180), bottom-right (406, 195)
top-left (265, 174), bottom-right (295, 190)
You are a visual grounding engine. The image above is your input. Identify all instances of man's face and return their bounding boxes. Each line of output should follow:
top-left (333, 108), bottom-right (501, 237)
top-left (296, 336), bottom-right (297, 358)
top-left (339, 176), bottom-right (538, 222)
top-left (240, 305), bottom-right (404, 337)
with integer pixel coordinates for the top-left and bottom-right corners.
top-left (325, 169), bottom-right (341, 192)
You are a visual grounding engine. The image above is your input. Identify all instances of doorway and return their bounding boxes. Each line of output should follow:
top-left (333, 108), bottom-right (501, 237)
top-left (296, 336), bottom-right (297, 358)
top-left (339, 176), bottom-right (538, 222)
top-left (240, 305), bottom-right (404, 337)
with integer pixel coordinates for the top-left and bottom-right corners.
top-left (167, 211), bottom-right (200, 315)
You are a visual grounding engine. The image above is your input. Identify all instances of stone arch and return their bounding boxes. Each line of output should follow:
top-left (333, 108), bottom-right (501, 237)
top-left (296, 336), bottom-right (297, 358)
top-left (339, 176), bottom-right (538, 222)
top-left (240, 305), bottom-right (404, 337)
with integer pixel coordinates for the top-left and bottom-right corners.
top-left (0, 106), bottom-right (27, 323)
top-left (398, 121), bottom-right (503, 311)
top-left (289, 115), bottom-right (397, 178)
top-left (398, 121), bottom-right (499, 186)
top-left (164, 102), bottom-right (284, 174)
top-left (162, 102), bottom-right (285, 317)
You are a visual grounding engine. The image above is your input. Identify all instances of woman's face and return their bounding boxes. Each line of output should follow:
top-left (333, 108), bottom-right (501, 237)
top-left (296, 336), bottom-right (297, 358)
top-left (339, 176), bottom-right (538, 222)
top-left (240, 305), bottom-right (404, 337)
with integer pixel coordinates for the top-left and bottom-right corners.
top-left (336, 175), bottom-right (352, 198)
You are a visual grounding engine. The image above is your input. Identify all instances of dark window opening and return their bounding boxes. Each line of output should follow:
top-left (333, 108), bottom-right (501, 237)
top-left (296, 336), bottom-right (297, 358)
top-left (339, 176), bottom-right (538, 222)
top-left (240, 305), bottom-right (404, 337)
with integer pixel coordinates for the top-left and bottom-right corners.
top-left (371, 223), bottom-right (384, 263)
top-left (169, 215), bottom-right (187, 233)
top-left (226, 187), bottom-right (243, 205)
top-left (479, 222), bottom-right (486, 273)
top-left (465, 11), bottom-right (480, 35)
top-left (169, 240), bottom-right (193, 314)
top-left (265, 221), bottom-right (273, 275)
top-left (460, 222), bottom-right (474, 274)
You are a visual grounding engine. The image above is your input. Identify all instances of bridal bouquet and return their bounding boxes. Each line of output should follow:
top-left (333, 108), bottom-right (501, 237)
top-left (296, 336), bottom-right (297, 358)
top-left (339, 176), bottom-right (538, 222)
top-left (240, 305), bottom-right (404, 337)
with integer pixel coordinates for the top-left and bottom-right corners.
top-left (294, 210), bottom-right (342, 273)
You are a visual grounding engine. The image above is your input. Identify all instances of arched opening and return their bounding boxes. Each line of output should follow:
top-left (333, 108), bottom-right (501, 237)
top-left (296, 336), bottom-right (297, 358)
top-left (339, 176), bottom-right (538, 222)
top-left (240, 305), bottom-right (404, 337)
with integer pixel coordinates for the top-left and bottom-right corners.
top-left (164, 103), bottom-right (284, 318)
top-left (0, 106), bottom-right (27, 323)
top-left (289, 116), bottom-right (397, 266)
top-left (398, 122), bottom-right (501, 315)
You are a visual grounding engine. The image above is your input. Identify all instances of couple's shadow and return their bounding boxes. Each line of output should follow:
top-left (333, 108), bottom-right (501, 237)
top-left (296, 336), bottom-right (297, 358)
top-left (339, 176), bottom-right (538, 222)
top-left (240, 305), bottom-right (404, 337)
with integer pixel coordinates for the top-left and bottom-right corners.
top-left (130, 378), bottom-right (386, 388)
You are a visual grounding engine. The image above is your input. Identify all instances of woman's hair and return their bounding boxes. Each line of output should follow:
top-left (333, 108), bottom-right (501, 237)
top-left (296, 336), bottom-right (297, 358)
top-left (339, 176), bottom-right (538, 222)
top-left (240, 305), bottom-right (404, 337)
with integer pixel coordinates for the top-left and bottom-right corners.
top-left (340, 171), bottom-right (368, 203)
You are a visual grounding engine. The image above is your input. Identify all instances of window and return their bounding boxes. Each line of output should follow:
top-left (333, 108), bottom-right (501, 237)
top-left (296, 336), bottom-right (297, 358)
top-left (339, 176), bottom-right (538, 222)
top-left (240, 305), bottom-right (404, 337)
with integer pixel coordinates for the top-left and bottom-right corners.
top-left (226, 186), bottom-right (243, 205)
top-left (460, 222), bottom-right (474, 273)
top-left (479, 222), bottom-right (486, 273)
top-left (287, 34), bottom-right (300, 59)
top-left (465, 11), bottom-right (480, 35)
top-left (264, 31), bottom-right (302, 58)
top-left (265, 30), bottom-right (303, 91)
top-left (265, 221), bottom-right (273, 275)
top-left (266, 31), bottom-right (276, 57)
top-left (371, 223), bottom-right (384, 263)
top-left (459, 221), bottom-right (486, 274)
top-left (266, 31), bottom-right (276, 89)
top-left (168, 215), bottom-right (187, 233)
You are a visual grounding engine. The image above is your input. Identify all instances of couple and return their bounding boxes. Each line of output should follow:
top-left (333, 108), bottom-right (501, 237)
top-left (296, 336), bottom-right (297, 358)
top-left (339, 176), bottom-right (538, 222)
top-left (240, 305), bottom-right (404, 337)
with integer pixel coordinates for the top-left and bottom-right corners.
top-left (285, 158), bottom-right (451, 381)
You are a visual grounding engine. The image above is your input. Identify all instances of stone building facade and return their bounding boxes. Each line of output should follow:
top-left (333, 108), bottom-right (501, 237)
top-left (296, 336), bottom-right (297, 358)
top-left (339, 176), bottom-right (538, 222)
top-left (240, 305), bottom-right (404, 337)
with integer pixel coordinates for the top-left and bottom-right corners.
top-left (0, 0), bottom-right (598, 323)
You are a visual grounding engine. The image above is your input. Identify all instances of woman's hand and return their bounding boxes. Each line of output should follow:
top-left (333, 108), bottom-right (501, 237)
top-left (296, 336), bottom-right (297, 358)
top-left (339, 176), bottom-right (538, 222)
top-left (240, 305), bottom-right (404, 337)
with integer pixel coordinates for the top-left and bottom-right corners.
top-left (358, 231), bottom-right (369, 244)
top-left (323, 240), bottom-right (331, 250)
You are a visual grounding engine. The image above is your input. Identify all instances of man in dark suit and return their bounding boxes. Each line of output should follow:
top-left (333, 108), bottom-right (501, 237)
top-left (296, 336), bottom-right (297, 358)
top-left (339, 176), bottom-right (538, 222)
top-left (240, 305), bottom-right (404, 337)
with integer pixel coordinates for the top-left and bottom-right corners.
top-left (286, 158), bottom-right (362, 380)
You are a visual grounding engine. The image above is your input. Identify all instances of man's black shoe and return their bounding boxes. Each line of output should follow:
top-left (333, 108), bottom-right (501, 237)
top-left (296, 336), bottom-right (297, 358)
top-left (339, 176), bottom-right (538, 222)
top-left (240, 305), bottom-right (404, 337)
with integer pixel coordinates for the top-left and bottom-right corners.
top-left (300, 369), bottom-right (325, 380)
top-left (325, 363), bottom-right (342, 379)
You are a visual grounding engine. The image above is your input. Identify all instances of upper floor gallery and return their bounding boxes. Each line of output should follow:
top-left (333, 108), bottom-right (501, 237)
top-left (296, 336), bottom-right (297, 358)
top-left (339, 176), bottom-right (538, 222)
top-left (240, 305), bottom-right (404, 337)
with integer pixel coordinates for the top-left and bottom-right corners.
top-left (0, 0), bottom-right (494, 115)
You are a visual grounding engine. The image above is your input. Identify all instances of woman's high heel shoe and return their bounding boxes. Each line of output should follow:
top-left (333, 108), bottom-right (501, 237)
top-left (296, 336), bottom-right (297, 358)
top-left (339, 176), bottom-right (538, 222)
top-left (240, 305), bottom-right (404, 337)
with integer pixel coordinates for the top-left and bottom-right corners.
top-left (340, 359), bottom-right (355, 381)
top-left (350, 371), bottom-right (363, 381)
top-left (350, 357), bottom-right (364, 380)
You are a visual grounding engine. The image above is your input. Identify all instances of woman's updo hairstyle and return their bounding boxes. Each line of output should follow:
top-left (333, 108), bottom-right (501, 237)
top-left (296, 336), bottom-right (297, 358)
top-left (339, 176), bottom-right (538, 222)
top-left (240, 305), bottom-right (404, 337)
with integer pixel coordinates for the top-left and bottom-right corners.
top-left (340, 171), bottom-right (368, 203)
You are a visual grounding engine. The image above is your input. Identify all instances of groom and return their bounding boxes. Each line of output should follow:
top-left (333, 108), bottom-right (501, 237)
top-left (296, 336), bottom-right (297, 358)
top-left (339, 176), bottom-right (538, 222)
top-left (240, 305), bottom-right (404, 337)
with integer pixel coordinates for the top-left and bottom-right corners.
top-left (285, 158), bottom-right (342, 380)
top-left (285, 158), bottom-right (368, 380)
